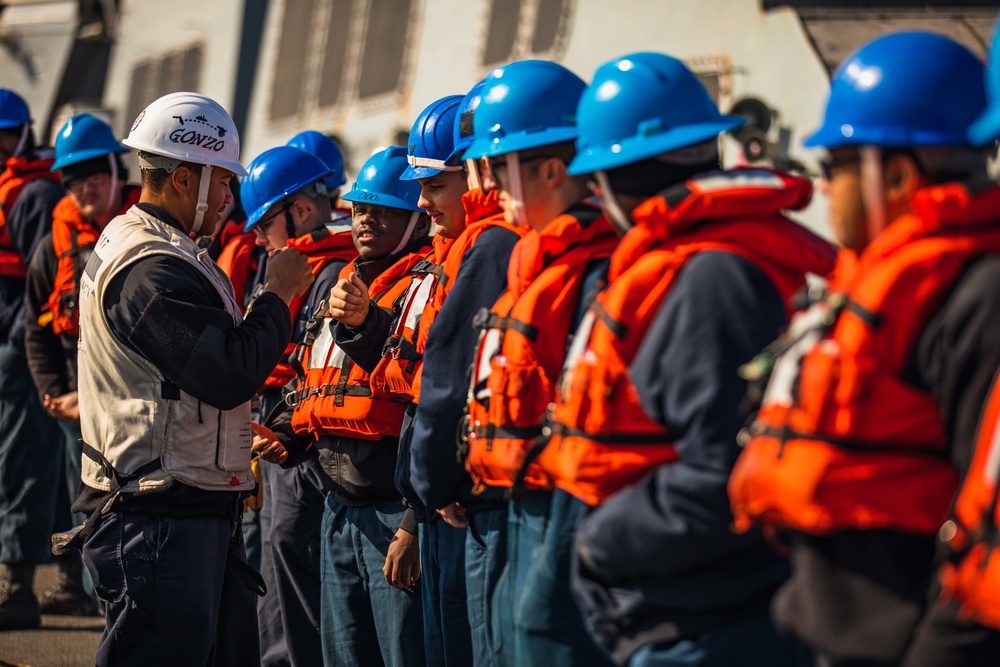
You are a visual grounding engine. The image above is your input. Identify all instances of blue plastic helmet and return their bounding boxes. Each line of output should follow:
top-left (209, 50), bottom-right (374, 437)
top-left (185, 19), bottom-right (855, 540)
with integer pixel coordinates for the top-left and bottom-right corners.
top-left (51, 113), bottom-right (128, 171)
top-left (805, 31), bottom-right (985, 149)
top-left (970, 24), bottom-right (1000, 145)
top-left (465, 60), bottom-right (586, 160)
top-left (401, 94), bottom-right (464, 181)
top-left (0, 89), bottom-right (30, 130)
top-left (287, 130), bottom-right (347, 190)
top-left (446, 79), bottom-right (487, 165)
top-left (568, 52), bottom-right (744, 176)
top-left (241, 145), bottom-right (333, 231)
top-left (341, 146), bottom-right (422, 212)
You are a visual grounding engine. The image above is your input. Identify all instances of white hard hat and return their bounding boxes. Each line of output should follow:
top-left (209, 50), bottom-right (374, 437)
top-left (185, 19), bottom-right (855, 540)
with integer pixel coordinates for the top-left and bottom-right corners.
top-left (123, 91), bottom-right (246, 176)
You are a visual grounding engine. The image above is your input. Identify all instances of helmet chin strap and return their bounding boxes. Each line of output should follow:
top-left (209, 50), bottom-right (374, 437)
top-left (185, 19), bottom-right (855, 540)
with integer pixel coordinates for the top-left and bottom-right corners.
top-left (390, 211), bottom-right (421, 255)
top-left (190, 164), bottom-right (214, 236)
top-left (12, 125), bottom-right (28, 159)
top-left (506, 151), bottom-right (526, 226)
top-left (465, 157), bottom-right (482, 191)
top-left (594, 170), bottom-right (634, 235)
top-left (859, 146), bottom-right (887, 245)
top-left (106, 154), bottom-right (119, 213)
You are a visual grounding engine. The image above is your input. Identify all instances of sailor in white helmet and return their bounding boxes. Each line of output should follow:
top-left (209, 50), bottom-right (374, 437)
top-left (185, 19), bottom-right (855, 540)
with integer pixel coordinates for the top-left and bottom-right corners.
top-left (69, 92), bottom-right (313, 666)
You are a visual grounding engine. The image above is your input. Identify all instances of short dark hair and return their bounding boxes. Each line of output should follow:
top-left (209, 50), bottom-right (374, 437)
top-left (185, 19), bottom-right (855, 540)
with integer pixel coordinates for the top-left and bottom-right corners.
top-left (141, 162), bottom-right (202, 194)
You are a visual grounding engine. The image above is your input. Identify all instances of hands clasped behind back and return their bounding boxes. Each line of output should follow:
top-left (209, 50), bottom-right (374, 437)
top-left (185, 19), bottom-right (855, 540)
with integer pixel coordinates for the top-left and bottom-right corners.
top-left (328, 272), bottom-right (370, 326)
top-left (265, 247), bottom-right (314, 305)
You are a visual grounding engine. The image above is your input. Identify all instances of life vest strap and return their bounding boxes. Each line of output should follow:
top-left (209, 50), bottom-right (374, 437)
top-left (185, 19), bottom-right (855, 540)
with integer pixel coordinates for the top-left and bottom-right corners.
top-left (472, 307), bottom-right (539, 341)
top-left (751, 423), bottom-right (950, 458)
top-left (590, 300), bottom-right (628, 340)
top-left (284, 382), bottom-right (373, 408)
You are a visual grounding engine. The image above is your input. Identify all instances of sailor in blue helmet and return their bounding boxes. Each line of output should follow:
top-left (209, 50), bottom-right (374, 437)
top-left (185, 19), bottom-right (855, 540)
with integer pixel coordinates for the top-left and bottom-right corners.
top-left (22, 113), bottom-right (137, 622)
top-left (406, 60), bottom-right (590, 666)
top-left (534, 51), bottom-right (835, 667)
top-left (256, 146), bottom-right (431, 666)
top-left (287, 130), bottom-right (351, 222)
top-left (454, 56), bottom-right (622, 667)
top-left (728, 32), bottom-right (1000, 667)
top-left (240, 145), bottom-right (357, 667)
top-left (0, 89), bottom-right (67, 630)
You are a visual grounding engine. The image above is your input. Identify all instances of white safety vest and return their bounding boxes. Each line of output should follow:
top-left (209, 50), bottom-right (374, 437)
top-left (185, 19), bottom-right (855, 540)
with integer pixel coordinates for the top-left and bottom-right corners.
top-left (78, 205), bottom-right (254, 493)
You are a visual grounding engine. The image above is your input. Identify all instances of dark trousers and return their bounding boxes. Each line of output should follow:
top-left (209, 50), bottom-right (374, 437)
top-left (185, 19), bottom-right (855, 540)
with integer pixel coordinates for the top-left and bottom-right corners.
top-left (258, 459), bottom-right (326, 667)
top-left (320, 495), bottom-right (425, 667)
top-left (419, 517), bottom-right (473, 666)
top-left (0, 342), bottom-right (64, 564)
top-left (497, 490), bottom-right (612, 667)
top-left (466, 507), bottom-right (507, 667)
top-left (83, 511), bottom-right (259, 666)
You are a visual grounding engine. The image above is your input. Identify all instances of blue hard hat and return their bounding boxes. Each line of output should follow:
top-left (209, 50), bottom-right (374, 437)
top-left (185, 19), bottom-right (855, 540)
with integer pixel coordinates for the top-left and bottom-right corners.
top-left (241, 145), bottom-right (333, 231)
top-left (401, 95), bottom-right (464, 181)
top-left (51, 113), bottom-right (128, 171)
top-left (465, 60), bottom-right (586, 160)
top-left (970, 24), bottom-right (1000, 145)
top-left (341, 146), bottom-right (422, 212)
top-left (568, 52), bottom-right (744, 176)
top-left (287, 130), bottom-right (347, 190)
top-left (446, 79), bottom-right (487, 165)
top-left (0, 89), bottom-right (30, 130)
top-left (805, 31), bottom-right (985, 149)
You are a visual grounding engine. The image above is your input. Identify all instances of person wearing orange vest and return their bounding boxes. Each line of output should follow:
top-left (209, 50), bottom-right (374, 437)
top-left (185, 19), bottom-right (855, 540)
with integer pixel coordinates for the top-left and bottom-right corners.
top-left (0, 89), bottom-right (68, 630)
top-left (531, 53), bottom-right (835, 666)
top-left (454, 61), bottom-right (619, 665)
top-left (240, 144), bottom-right (357, 667)
top-left (727, 32), bottom-right (1000, 666)
top-left (21, 114), bottom-right (136, 623)
top-left (406, 61), bottom-right (585, 667)
top-left (333, 92), bottom-right (498, 666)
top-left (256, 146), bottom-right (431, 666)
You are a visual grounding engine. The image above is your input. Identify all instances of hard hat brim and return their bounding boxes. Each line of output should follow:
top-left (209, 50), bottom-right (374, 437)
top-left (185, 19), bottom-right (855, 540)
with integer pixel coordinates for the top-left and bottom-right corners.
top-left (967, 108), bottom-right (1000, 147)
top-left (399, 165), bottom-right (442, 181)
top-left (122, 136), bottom-right (248, 177)
top-left (51, 145), bottom-right (129, 172)
top-left (340, 189), bottom-right (422, 212)
top-left (464, 126), bottom-right (579, 161)
top-left (567, 117), bottom-right (744, 176)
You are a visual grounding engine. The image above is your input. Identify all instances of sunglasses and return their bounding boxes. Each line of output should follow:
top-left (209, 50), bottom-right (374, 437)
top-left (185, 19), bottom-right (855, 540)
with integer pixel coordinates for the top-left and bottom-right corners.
top-left (818, 152), bottom-right (862, 181)
top-left (251, 203), bottom-right (290, 236)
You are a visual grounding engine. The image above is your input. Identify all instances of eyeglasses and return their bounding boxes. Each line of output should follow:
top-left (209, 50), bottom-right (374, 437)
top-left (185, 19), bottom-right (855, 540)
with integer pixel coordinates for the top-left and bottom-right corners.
top-left (486, 154), bottom-right (555, 189)
top-left (66, 172), bottom-right (110, 195)
top-left (818, 152), bottom-right (862, 181)
top-left (251, 203), bottom-right (290, 236)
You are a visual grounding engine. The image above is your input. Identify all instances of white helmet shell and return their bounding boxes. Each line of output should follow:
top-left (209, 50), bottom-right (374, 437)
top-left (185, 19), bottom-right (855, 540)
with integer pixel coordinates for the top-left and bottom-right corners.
top-left (123, 91), bottom-right (247, 176)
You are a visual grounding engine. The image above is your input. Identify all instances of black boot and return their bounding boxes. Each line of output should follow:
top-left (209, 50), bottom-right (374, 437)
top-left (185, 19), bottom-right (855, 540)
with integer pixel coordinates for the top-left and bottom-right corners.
top-left (0, 563), bottom-right (40, 630)
top-left (38, 555), bottom-right (97, 616)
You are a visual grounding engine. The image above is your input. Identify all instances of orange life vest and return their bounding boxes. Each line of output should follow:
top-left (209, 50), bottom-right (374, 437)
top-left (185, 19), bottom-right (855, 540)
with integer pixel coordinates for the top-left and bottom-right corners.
top-left (464, 202), bottom-right (618, 490)
top-left (729, 182), bottom-right (1000, 537)
top-left (261, 226), bottom-right (358, 389)
top-left (286, 240), bottom-right (430, 440)
top-left (369, 188), bottom-right (522, 403)
top-left (537, 169), bottom-right (836, 507)
top-left (940, 368), bottom-right (1000, 630)
top-left (42, 187), bottom-right (141, 335)
top-left (215, 220), bottom-right (258, 308)
top-left (0, 154), bottom-right (61, 278)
